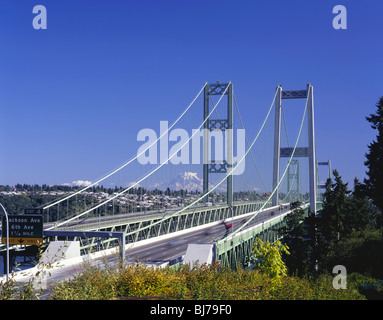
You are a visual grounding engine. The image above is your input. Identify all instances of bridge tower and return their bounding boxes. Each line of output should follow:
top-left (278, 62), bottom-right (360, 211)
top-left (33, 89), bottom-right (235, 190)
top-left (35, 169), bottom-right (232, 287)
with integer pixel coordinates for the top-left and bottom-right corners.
top-left (272, 84), bottom-right (317, 213)
top-left (317, 160), bottom-right (332, 190)
top-left (202, 82), bottom-right (233, 206)
top-left (287, 159), bottom-right (301, 203)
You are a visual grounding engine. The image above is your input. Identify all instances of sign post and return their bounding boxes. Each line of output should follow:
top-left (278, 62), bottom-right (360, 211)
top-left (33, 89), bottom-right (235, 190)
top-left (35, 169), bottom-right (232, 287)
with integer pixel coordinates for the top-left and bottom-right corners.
top-left (0, 203), bottom-right (9, 282)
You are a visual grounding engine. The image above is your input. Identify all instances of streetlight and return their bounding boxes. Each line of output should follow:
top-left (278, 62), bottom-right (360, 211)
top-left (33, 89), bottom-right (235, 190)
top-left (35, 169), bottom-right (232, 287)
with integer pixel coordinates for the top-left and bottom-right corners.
top-left (0, 202), bottom-right (9, 282)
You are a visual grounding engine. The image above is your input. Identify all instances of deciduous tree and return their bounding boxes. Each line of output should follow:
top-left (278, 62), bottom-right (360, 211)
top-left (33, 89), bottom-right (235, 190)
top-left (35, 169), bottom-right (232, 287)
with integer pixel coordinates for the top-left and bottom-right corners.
top-left (250, 238), bottom-right (290, 286)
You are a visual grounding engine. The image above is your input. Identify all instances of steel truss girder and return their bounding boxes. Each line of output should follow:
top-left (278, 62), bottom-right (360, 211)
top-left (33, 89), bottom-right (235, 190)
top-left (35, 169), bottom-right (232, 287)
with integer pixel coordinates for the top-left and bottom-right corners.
top-left (215, 204), bottom-right (310, 269)
top-left (60, 201), bottom-right (267, 249)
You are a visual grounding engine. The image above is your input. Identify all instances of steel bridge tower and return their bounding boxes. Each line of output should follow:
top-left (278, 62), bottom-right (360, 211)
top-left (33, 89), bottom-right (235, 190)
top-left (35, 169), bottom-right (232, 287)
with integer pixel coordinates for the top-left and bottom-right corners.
top-left (272, 84), bottom-right (317, 213)
top-left (202, 82), bottom-right (233, 206)
top-left (287, 159), bottom-right (301, 203)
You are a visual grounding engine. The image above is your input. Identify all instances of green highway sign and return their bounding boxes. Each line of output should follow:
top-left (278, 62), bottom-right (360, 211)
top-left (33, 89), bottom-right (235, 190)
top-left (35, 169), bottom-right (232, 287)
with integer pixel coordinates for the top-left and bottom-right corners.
top-left (24, 208), bottom-right (43, 215)
top-left (2, 214), bottom-right (43, 245)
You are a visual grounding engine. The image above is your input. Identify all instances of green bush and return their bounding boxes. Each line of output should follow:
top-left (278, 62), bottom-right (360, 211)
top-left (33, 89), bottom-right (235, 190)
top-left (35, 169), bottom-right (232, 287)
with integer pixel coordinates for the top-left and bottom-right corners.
top-left (49, 261), bottom-right (367, 300)
top-left (348, 273), bottom-right (383, 300)
top-left (53, 262), bottom-right (119, 300)
top-left (115, 262), bottom-right (186, 299)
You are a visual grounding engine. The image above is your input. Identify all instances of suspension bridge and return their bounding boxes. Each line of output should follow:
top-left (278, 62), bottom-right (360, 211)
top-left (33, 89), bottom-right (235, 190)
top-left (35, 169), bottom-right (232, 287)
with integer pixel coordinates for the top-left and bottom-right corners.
top-left (1, 81), bottom-right (329, 276)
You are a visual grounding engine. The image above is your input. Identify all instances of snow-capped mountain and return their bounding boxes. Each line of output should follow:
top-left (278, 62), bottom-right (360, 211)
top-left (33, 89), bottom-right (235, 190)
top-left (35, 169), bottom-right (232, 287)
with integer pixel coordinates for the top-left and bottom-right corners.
top-left (168, 172), bottom-right (204, 192)
top-left (150, 171), bottom-right (226, 192)
top-left (152, 172), bottom-right (203, 192)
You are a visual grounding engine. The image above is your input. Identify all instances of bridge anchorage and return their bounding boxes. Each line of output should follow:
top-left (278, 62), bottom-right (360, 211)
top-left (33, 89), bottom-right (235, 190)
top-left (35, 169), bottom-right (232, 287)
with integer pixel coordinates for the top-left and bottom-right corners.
top-left (1, 82), bottom-right (325, 276)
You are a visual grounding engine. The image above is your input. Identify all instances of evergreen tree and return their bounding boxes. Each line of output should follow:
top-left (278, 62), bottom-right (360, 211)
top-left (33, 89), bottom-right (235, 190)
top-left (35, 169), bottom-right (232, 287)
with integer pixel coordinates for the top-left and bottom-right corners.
top-left (364, 97), bottom-right (383, 212)
top-left (347, 178), bottom-right (373, 232)
top-left (278, 202), bottom-right (311, 276)
top-left (320, 170), bottom-right (351, 243)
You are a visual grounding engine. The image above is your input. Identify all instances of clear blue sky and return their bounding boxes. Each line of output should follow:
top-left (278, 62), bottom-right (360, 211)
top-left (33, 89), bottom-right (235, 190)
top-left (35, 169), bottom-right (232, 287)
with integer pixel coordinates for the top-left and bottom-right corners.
top-left (0, 0), bottom-right (382, 189)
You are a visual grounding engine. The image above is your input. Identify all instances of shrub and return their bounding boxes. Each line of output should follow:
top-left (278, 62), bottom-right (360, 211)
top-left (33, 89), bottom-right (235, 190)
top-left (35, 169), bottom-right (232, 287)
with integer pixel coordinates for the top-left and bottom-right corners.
top-left (50, 260), bottom-right (368, 300)
top-left (116, 263), bottom-right (186, 299)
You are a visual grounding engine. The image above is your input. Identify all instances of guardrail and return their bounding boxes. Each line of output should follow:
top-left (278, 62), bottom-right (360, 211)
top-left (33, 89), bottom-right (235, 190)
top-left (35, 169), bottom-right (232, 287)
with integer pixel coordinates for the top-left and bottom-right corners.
top-left (43, 230), bottom-right (125, 263)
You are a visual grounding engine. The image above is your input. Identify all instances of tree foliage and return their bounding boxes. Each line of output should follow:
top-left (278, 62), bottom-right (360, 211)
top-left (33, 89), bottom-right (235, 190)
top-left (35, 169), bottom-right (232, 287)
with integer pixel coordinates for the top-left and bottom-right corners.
top-left (320, 170), bottom-right (350, 242)
top-left (278, 202), bottom-right (312, 276)
top-left (250, 238), bottom-right (290, 286)
top-left (319, 170), bottom-right (374, 244)
top-left (322, 228), bottom-right (383, 279)
top-left (364, 96), bottom-right (383, 212)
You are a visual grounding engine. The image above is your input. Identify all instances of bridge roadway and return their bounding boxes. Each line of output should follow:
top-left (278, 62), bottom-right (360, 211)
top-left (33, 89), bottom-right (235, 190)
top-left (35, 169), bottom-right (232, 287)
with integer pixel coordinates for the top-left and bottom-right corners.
top-left (127, 204), bottom-right (289, 264)
top-left (44, 201), bottom-right (262, 231)
top-left (22, 204), bottom-right (291, 298)
top-left (41, 200), bottom-right (275, 253)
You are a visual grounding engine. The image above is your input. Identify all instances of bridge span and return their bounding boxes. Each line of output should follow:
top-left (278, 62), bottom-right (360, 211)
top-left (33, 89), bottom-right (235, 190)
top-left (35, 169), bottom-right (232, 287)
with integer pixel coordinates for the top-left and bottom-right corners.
top-left (1, 82), bottom-right (325, 284)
